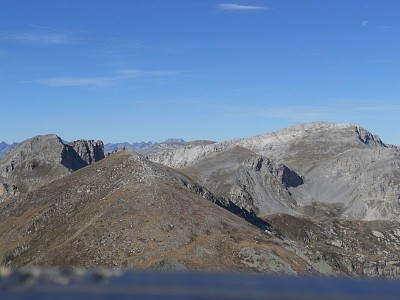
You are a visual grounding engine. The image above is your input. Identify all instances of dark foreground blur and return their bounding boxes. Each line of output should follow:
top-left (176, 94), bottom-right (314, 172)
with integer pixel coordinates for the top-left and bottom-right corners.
top-left (1, 267), bottom-right (400, 300)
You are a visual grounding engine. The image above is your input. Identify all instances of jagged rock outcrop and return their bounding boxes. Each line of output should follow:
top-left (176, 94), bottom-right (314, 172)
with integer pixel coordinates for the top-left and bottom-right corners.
top-left (354, 125), bottom-right (386, 146)
top-left (0, 134), bottom-right (104, 201)
top-left (70, 140), bottom-right (105, 165)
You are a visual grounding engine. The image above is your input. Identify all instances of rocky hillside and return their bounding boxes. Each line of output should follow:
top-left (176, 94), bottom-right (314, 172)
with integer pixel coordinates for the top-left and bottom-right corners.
top-left (0, 135), bottom-right (104, 201)
top-left (0, 150), bottom-right (326, 275)
top-left (150, 122), bottom-right (400, 221)
top-left (267, 213), bottom-right (400, 277)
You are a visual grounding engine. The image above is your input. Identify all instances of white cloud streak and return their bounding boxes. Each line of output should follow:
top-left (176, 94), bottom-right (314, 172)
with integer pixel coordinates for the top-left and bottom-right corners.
top-left (354, 104), bottom-right (400, 111)
top-left (32, 69), bottom-right (179, 87)
top-left (117, 69), bottom-right (179, 77)
top-left (34, 77), bottom-right (112, 87)
top-left (214, 102), bottom-right (400, 122)
top-left (217, 3), bottom-right (268, 12)
top-left (0, 32), bottom-right (74, 45)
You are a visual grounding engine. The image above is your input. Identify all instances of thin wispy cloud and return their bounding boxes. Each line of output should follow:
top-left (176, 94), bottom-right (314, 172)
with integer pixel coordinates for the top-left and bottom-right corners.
top-left (0, 32), bottom-right (75, 45)
top-left (217, 3), bottom-right (268, 13)
top-left (224, 87), bottom-right (271, 92)
top-left (260, 103), bottom-right (400, 121)
top-left (32, 69), bottom-right (179, 87)
top-left (133, 99), bottom-right (201, 106)
top-left (213, 102), bottom-right (400, 122)
top-left (354, 104), bottom-right (400, 111)
top-left (117, 69), bottom-right (179, 77)
top-left (34, 77), bottom-right (112, 87)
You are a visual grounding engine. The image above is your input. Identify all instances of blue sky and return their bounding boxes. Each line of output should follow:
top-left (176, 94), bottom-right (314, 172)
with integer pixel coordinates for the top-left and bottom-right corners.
top-left (1, 0), bottom-right (399, 144)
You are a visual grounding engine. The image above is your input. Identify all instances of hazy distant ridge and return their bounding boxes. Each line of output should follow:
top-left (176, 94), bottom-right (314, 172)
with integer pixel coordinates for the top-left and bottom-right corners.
top-left (104, 138), bottom-right (185, 153)
top-left (0, 142), bottom-right (18, 158)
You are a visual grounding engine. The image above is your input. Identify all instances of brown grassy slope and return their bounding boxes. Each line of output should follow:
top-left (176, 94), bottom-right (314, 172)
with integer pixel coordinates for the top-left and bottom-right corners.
top-left (0, 151), bottom-right (317, 274)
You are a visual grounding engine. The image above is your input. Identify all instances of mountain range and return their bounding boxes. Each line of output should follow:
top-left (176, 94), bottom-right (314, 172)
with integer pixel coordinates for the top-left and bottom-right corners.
top-left (0, 138), bottom-right (188, 159)
top-left (104, 138), bottom-right (186, 154)
top-left (1, 122), bottom-right (400, 277)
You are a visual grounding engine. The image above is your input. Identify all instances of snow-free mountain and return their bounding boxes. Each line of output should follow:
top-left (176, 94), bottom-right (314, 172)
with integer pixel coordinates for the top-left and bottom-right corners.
top-left (150, 122), bottom-right (400, 221)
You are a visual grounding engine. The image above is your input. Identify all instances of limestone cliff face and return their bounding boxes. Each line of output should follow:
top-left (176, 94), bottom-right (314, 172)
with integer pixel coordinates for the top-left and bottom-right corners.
top-left (0, 134), bottom-right (104, 201)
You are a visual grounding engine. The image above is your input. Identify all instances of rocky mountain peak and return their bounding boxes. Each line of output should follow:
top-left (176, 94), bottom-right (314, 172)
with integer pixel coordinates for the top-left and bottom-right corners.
top-left (247, 122), bottom-right (381, 147)
top-left (354, 125), bottom-right (386, 147)
top-left (0, 134), bottom-right (105, 200)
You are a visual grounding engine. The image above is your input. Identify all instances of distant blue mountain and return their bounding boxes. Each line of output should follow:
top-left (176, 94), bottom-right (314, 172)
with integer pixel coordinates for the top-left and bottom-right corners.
top-left (104, 141), bottom-right (154, 153)
top-left (104, 138), bottom-right (185, 154)
top-left (163, 138), bottom-right (185, 143)
top-left (0, 142), bottom-right (18, 158)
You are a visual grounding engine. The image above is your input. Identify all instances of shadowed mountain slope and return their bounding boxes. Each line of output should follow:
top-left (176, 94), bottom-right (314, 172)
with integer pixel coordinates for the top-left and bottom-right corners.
top-left (178, 146), bottom-right (302, 218)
